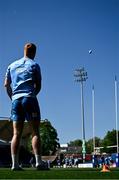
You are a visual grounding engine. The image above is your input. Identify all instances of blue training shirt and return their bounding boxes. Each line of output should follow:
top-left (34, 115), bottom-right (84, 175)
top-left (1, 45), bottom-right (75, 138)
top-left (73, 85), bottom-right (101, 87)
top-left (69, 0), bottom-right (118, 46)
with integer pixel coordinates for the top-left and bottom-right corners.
top-left (5, 57), bottom-right (42, 101)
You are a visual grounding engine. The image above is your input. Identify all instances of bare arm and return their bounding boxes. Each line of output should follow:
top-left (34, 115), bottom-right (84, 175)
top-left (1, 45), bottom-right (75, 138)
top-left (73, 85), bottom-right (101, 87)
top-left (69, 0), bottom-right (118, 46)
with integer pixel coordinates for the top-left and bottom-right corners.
top-left (34, 80), bottom-right (41, 95)
top-left (34, 64), bottom-right (42, 95)
top-left (4, 78), bottom-right (12, 100)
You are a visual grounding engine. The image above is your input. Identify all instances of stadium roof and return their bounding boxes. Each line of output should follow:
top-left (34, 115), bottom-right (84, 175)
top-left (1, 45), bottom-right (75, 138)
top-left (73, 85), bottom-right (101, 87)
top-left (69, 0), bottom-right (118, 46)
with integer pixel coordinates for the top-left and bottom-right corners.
top-left (0, 118), bottom-right (32, 142)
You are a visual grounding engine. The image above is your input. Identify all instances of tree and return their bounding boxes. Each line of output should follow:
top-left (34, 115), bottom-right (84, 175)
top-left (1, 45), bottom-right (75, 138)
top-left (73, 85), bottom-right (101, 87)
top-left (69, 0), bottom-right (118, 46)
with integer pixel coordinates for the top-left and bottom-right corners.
top-left (40, 119), bottom-right (60, 155)
top-left (68, 139), bottom-right (82, 146)
top-left (101, 129), bottom-right (119, 153)
top-left (28, 119), bottom-right (60, 155)
top-left (86, 137), bottom-right (102, 154)
top-left (103, 129), bottom-right (118, 146)
top-left (68, 137), bottom-right (102, 154)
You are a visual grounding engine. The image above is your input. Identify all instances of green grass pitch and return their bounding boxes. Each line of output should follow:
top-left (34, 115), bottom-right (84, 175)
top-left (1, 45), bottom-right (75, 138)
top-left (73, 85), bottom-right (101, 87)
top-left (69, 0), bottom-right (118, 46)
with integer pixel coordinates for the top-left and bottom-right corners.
top-left (0, 167), bottom-right (119, 179)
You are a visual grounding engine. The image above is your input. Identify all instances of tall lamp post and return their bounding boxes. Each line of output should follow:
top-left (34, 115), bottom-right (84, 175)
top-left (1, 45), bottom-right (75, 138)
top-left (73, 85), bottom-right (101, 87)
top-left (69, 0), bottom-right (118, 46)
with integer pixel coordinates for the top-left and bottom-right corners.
top-left (74, 67), bottom-right (88, 163)
top-left (92, 85), bottom-right (95, 154)
top-left (115, 76), bottom-right (119, 154)
top-left (115, 76), bottom-right (119, 167)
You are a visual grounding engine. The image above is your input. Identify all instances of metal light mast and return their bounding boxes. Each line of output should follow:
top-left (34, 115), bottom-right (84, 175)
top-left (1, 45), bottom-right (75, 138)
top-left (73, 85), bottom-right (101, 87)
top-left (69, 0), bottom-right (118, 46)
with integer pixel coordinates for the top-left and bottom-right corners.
top-left (92, 85), bottom-right (95, 154)
top-left (115, 76), bottom-right (119, 154)
top-left (74, 67), bottom-right (88, 163)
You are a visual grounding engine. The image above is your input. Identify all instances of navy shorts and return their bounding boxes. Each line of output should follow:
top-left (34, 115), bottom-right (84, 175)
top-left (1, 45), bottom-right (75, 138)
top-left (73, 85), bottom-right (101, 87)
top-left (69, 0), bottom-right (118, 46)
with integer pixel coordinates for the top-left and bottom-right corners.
top-left (11, 97), bottom-right (41, 122)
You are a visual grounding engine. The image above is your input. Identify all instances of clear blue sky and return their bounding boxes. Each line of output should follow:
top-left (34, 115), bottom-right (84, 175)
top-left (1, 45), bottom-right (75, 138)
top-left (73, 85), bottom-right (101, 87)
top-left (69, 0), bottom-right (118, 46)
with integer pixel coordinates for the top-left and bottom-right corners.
top-left (0, 0), bottom-right (119, 144)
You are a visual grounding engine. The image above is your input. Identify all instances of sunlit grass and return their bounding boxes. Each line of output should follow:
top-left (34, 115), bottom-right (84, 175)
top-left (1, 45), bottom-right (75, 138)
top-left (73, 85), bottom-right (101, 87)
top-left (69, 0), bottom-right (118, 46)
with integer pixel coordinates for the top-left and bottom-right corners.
top-left (0, 167), bottom-right (119, 179)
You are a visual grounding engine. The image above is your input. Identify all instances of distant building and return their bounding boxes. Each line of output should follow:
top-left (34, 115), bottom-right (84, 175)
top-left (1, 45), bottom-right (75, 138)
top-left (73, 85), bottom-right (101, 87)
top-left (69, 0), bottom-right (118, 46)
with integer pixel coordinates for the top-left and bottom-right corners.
top-left (59, 143), bottom-right (82, 154)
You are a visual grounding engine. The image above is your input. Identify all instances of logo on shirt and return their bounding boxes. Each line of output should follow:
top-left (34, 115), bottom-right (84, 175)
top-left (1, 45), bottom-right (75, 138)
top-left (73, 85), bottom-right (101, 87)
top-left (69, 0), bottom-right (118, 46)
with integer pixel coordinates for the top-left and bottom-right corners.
top-left (16, 67), bottom-right (26, 73)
